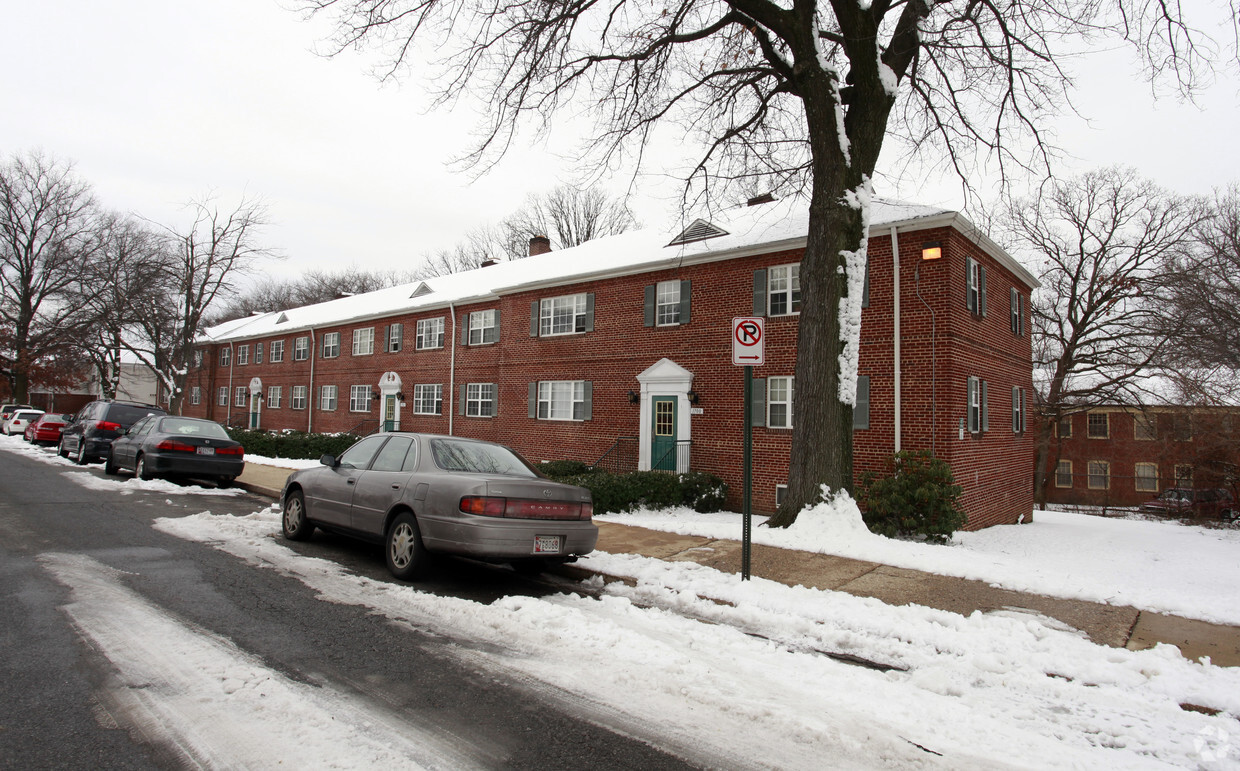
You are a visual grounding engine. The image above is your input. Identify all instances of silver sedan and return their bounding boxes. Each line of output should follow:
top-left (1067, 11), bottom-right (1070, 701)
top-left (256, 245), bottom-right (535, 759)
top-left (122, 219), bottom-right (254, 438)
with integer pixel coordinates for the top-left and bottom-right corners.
top-left (281, 433), bottom-right (598, 580)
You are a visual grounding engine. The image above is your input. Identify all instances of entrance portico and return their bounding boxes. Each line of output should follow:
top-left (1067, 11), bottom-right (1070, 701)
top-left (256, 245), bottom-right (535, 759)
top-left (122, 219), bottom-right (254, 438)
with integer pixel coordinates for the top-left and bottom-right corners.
top-left (637, 358), bottom-right (694, 473)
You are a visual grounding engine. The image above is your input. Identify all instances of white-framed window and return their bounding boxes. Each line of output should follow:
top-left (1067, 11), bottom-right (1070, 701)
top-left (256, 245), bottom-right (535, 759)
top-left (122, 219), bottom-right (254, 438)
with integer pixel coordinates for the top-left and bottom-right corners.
top-left (1088, 412), bottom-right (1109, 439)
top-left (656, 281), bottom-right (681, 325)
top-left (193, 350), bottom-right (203, 368)
top-left (218, 387), bottom-right (228, 406)
top-left (465, 383), bottom-right (495, 417)
top-left (352, 327), bottom-right (374, 356)
top-left (319, 385), bottom-right (338, 411)
top-left (349, 385), bottom-right (372, 412)
top-left (768, 264), bottom-right (801, 316)
top-left (1135, 462), bottom-right (1158, 492)
top-left (416, 317), bottom-right (445, 350)
top-left (386, 323), bottom-right (403, 352)
top-left (768, 376), bottom-right (794, 428)
top-left (291, 386), bottom-right (308, 410)
top-left (235, 387), bottom-right (247, 408)
top-left (1055, 460), bottom-right (1073, 488)
top-left (413, 384), bottom-right (443, 415)
top-left (270, 340), bottom-right (284, 362)
top-left (967, 376), bottom-right (988, 433)
top-left (539, 294), bottom-right (589, 336)
top-left (468, 310), bottom-right (498, 345)
top-left (220, 348), bottom-right (231, 367)
top-left (255, 342), bottom-right (264, 364)
top-left (535, 380), bottom-right (588, 420)
top-left (1010, 288), bottom-right (1023, 336)
top-left (1057, 416), bottom-right (1072, 438)
top-left (1175, 464), bottom-right (1194, 487)
top-left (966, 256), bottom-right (987, 316)
top-left (267, 385), bottom-right (282, 408)
top-left (321, 332), bottom-right (340, 359)
top-left (1134, 413), bottom-right (1157, 440)
top-left (236, 345), bottom-right (249, 365)
top-left (1087, 460), bottom-right (1110, 490)
top-left (775, 484), bottom-right (787, 508)
top-left (1173, 413), bottom-right (1193, 441)
top-left (190, 387), bottom-right (201, 406)
top-left (1012, 387), bottom-right (1026, 433)
top-left (293, 336), bottom-right (309, 361)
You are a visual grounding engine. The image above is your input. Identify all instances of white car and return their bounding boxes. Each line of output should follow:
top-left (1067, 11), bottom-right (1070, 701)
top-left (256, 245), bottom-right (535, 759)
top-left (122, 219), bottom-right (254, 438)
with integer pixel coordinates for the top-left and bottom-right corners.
top-left (4, 409), bottom-right (44, 436)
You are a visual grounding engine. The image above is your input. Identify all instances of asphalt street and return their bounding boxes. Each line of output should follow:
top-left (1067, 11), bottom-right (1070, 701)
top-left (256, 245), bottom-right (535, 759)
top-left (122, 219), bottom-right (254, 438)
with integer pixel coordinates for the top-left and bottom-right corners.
top-left (0, 446), bottom-right (697, 769)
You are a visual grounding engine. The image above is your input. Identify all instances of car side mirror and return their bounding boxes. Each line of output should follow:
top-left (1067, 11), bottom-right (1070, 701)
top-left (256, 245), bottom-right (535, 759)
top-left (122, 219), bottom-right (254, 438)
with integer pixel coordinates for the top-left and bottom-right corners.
top-left (320, 454), bottom-right (338, 468)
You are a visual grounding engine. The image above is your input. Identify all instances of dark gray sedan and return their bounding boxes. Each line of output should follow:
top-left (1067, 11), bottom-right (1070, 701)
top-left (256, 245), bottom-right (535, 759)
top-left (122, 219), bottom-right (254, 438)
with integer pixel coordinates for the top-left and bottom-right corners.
top-left (281, 433), bottom-right (598, 581)
top-left (105, 416), bottom-right (245, 487)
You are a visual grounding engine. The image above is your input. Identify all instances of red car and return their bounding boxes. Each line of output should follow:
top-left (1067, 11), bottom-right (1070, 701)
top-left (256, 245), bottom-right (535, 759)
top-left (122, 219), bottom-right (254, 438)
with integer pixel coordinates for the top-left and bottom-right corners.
top-left (24, 413), bottom-right (70, 445)
top-left (1142, 488), bottom-right (1238, 521)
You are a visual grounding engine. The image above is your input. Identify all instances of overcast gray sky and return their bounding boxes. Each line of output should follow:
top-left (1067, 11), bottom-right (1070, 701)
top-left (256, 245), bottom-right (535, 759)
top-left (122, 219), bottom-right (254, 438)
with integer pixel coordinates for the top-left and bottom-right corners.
top-left (3, 0), bottom-right (1238, 281)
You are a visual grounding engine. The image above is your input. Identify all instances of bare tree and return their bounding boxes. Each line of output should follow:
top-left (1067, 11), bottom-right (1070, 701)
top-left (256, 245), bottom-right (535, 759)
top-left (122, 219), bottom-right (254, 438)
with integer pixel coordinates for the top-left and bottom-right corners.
top-left (297, 0), bottom-right (1230, 523)
top-left (127, 195), bottom-right (273, 414)
top-left (503, 185), bottom-right (637, 254)
top-left (1006, 168), bottom-right (1208, 507)
top-left (214, 266), bottom-right (415, 322)
top-left (0, 150), bottom-right (100, 401)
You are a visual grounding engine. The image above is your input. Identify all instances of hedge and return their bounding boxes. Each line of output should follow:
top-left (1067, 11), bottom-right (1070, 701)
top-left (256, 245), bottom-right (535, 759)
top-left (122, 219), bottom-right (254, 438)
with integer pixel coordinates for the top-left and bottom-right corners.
top-left (540, 465), bottom-right (729, 515)
top-left (225, 428), bottom-right (362, 460)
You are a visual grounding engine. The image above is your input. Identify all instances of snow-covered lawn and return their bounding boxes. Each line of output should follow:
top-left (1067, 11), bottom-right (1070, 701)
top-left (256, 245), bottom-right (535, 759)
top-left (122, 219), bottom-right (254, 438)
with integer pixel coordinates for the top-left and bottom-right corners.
top-left (596, 491), bottom-right (1240, 627)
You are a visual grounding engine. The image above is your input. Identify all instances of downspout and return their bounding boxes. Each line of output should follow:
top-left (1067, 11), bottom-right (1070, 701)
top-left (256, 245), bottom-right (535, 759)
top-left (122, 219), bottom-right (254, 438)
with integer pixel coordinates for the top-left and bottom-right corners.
top-left (226, 342), bottom-right (235, 426)
top-left (890, 226), bottom-right (901, 454)
top-left (448, 303), bottom-right (457, 436)
top-left (307, 328), bottom-right (316, 433)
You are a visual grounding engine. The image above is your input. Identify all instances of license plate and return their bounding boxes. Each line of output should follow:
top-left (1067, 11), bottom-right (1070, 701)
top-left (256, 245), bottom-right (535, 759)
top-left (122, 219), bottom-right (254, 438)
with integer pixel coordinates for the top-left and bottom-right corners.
top-left (196, 446), bottom-right (215, 456)
top-left (533, 535), bottom-right (562, 554)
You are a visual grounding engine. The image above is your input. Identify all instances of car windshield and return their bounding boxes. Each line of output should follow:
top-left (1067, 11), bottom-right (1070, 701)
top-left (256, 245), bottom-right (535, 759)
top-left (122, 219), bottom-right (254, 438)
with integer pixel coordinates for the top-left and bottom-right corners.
top-left (1159, 490), bottom-right (1186, 501)
top-left (158, 418), bottom-right (230, 439)
top-left (429, 438), bottom-right (538, 477)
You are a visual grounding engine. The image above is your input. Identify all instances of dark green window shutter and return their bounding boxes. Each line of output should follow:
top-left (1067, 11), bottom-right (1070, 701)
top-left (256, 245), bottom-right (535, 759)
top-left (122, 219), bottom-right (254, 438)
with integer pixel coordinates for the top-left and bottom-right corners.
top-left (982, 379), bottom-right (989, 431)
top-left (381, 325), bottom-right (389, 353)
top-left (753, 269), bottom-right (767, 316)
top-left (751, 378), bottom-right (766, 427)
top-left (679, 279), bottom-right (691, 324)
top-left (584, 293), bottom-right (595, 332)
top-left (528, 382), bottom-right (537, 418)
top-left (979, 265), bottom-right (988, 317)
top-left (530, 301), bottom-right (539, 336)
top-left (853, 375), bottom-right (870, 430)
top-left (460, 314), bottom-right (469, 345)
top-left (459, 384), bottom-right (467, 416)
top-left (644, 285), bottom-right (655, 327)
top-left (582, 381), bottom-right (593, 420)
top-left (490, 309), bottom-right (500, 343)
top-left (862, 258), bottom-right (870, 308)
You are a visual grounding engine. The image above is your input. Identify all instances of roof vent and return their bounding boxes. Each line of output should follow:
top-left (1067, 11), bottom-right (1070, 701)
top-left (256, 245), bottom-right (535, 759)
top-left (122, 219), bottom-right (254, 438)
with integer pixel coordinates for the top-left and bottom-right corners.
top-left (668, 219), bottom-right (729, 246)
top-left (276, 312), bottom-right (289, 324)
top-left (410, 282), bottom-right (433, 298)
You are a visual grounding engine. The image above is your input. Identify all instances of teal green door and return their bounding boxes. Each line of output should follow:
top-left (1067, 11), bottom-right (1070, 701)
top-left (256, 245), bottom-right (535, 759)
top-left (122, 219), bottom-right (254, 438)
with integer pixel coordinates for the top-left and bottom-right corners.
top-left (383, 395), bottom-right (397, 431)
top-left (651, 397), bottom-right (677, 471)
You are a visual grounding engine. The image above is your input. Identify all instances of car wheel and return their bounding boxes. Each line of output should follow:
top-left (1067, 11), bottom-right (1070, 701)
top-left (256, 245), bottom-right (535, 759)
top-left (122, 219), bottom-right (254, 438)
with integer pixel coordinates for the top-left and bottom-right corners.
top-left (385, 511), bottom-right (429, 581)
top-left (134, 455), bottom-right (154, 481)
top-left (57, 439), bottom-right (69, 458)
top-left (217, 476), bottom-right (234, 489)
top-left (73, 441), bottom-right (87, 465)
top-left (282, 490), bottom-right (314, 541)
top-left (103, 453), bottom-right (119, 476)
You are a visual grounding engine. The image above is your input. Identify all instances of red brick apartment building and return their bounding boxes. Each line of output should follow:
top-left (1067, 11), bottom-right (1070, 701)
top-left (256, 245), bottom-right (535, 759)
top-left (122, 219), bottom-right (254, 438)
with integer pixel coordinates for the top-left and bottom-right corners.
top-left (184, 197), bottom-right (1038, 528)
top-left (1040, 406), bottom-right (1240, 508)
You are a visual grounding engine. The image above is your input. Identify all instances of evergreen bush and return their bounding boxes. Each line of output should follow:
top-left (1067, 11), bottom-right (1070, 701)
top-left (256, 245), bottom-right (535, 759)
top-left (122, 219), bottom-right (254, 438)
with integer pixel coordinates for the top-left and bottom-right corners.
top-left (858, 450), bottom-right (966, 543)
top-left (541, 465), bottom-right (729, 515)
top-left (225, 428), bottom-right (362, 460)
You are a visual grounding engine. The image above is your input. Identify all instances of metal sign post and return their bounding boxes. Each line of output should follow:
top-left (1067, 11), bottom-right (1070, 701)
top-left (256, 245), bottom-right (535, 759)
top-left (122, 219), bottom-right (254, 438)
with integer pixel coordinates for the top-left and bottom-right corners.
top-left (732, 318), bottom-right (764, 581)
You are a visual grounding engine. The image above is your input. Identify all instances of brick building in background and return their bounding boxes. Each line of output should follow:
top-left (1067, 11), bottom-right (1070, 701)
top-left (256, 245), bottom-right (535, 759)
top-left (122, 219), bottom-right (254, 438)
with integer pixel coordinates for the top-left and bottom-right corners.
top-left (184, 197), bottom-right (1038, 528)
top-left (1039, 405), bottom-right (1240, 508)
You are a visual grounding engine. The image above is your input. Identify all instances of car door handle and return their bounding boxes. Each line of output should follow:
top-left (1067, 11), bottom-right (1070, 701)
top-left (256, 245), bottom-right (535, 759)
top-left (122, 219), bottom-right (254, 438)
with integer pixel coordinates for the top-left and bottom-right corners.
top-left (347, 478), bottom-right (357, 485)
top-left (391, 484), bottom-right (401, 490)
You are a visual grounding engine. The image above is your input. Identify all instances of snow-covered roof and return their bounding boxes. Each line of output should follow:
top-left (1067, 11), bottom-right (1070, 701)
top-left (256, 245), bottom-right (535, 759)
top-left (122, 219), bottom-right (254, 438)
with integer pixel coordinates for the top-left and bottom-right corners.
top-left (202, 197), bottom-right (1035, 343)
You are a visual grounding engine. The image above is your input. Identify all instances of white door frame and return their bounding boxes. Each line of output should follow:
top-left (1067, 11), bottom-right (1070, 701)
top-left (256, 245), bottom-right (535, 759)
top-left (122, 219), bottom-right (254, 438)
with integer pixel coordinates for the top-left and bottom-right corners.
top-left (378, 371), bottom-right (403, 430)
top-left (637, 358), bottom-right (694, 473)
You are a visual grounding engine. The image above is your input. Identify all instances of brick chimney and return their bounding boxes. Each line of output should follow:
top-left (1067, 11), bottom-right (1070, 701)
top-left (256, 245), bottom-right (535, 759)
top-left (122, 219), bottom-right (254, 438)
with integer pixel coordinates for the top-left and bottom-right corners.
top-left (528, 235), bottom-right (552, 256)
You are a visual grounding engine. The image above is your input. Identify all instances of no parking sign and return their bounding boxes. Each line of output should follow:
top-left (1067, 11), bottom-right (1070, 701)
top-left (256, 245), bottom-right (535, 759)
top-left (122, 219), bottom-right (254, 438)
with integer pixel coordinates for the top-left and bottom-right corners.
top-left (732, 317), bottom-right (765, 366)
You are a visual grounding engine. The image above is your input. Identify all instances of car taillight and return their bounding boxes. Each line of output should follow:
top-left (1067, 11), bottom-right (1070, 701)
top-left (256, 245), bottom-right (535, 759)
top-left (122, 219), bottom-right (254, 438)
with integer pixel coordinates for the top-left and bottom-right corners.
top-left (215, 446), bottom-right (244, 456)
top-left (459, 496), bottom-right (589, 520)
top-left (156, 439), bottom-right (197, 453)
top-left (97, 421), bottom-right (122, 432)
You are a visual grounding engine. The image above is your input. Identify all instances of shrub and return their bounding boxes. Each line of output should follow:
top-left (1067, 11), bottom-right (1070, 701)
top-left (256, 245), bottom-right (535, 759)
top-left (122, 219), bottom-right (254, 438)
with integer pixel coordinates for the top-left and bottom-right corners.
top-left (858, 450), bottom-right (966, 543)
top-left (225, 428), bottom-right (362, 460)
top-left (542, 464), bottom-right (729, 515)
top-left (677, 471), bottom-right (729, 513)
top-left (537, 459), bottom-right (598, 478)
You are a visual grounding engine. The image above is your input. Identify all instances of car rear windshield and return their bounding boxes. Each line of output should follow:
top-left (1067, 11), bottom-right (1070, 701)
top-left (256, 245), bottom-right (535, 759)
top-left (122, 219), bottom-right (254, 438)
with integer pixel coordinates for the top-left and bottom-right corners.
top-left (158, 418), bottom-right (230, 439)
top-left (14, 411), bottom-right (42, 419)
top-left (429, 438), bottom-right (538, 477)
top-left (108, 405), bottom-right (166, 425)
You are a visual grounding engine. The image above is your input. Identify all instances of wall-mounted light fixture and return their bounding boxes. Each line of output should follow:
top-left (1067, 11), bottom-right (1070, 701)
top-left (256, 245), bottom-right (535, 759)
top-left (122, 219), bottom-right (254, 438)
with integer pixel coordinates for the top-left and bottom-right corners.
top-left (395, 391), bottom-right (405, 402)
top-left (627, 390), bottom-right (639, 404)
top-left (371, 389), bottom-right (382, 402)
top-left (687, 390), bottom-right (700, 404)
top-left (921, 240), bottom-right (942, 260)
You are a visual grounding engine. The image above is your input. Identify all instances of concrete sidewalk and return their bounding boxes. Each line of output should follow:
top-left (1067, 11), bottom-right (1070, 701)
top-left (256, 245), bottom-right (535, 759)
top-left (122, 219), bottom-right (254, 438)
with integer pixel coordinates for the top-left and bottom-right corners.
top-left (237, 462), bottom-right (1240, 667)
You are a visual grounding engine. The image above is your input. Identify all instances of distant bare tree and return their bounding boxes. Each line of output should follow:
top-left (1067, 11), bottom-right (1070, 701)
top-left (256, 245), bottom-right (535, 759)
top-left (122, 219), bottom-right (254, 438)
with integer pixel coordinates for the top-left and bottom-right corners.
top-left (503, 185), bottom-right (637, 254)
top-left (0, 150), bottom-right (100, 402)
top-left (128, 195), bottom-right (273, 414)
top-left (1008, 168), bottom-right (1208, 506)
top-left (215, 266), bottom-right (415, 322)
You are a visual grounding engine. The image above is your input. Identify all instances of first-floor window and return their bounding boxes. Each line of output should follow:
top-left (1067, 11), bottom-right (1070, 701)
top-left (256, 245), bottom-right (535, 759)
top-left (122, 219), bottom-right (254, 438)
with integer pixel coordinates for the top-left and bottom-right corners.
top-left (235, 387), bottom-right (247, 407)
top-left (465, 383), bottom-right (496, 417)
top-left (768, 376), bottom-right (793, 428)
top-left (350, 385), bottom-right (372, 412)
top-left (536, 380), bottom-right (587, 420)
top-left (1055, 460), bottom-right (1073, 488)
top-left (320, 385), bottom-right (338, 411)
top-left (413, 384), bottom-right (443, 415)
top-left (967, 376), bottom-right (989, 433)
top-left (190, 387), bottom-right (201, 406)
top-left (291, 386), bottom-right (308, 410)
top-left (267, 385), bottom-right (282, 408)
top-left (1135, 462), bottom-right (1158, 492)
top-left (1175, 464), bottom-right (1194, 487)
top-left (1012, 387), bottom-right (1026, 433)
top-left (1087, 460), bottom-right (1110, 490)
top-left (218, 387), bottom-right (228, 406)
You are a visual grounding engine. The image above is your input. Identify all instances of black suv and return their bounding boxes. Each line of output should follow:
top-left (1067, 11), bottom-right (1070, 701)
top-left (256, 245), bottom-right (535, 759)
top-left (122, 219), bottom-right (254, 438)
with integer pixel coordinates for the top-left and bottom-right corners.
top-left (59, 399), bottom-right (167, 465)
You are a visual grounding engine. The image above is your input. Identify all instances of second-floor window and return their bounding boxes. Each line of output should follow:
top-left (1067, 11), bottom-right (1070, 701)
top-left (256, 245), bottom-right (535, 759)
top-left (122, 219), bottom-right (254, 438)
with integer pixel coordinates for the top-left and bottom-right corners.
top-left (293, 336), bottom-right (309, 361)
top-left (220, 348), bottom-right (231, 367)
top-left (236, 345), bottom-right (249, 365)
top-left (643, 280), bottom-right (691, 326)
top-left (537, 294), bottom-right (591, 336)
top-left (416, 318), bottom-right (444, 350)
top-left (321, 332), bottom-right (340, 359)
top-left (352, 328), bottom-right (374, 356)
top-left (1088, 412), bottom-right (1109, 439)
top-left (468, 310), bottom-right (499, 345)
top-left (386, 323), bottom-right (403, 352)
top-left (767, 265), bottom-right (800, 316)
top-left (270, 340), bottom-right (285, 362)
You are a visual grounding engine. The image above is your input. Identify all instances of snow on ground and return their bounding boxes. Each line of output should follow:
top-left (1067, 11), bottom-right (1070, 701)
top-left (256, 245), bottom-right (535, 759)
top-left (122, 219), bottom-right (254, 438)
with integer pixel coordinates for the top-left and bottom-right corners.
top-left (244, 453), bottom-right (322, 469)
top-left (598, 490), bottom-right (1240, 627)
top-left (154, 506), bottom-right (1240, 769)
